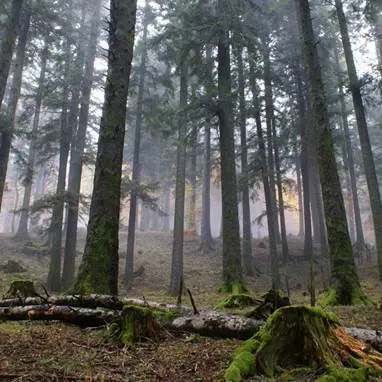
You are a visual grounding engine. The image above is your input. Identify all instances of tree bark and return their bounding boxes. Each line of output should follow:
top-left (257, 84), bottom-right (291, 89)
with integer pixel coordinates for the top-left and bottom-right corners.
top-left (62, 0), bottom-right (102, 291)
top-left (263, 39), bottom-right (280, 245)
top-left (248, 56), bottom-right (280, 291)
top-left (124, 0), bottom-right (149, 288)
top-left (0, 5), bottom-right (29, 213)
top-left (47, 37), bottom-right (72, 292)
top-left (15, 44), bottom-right (48, 239)
top-left (169, 59), bottom-right (187, 296)
top-left (200, 46), bottom-right (215, 252)
top-left (74, 0), bottom-right (137, 295)
top-left (295, 0), bottom-right (362, 305)
top-left (335, 0), bottom-right (382, 278)
top-left (0, 0), bottom-right (24, 111)
top-left (217, 0), bottom-right (243, 291)
top-left (236, 46), bottom-right (253, 275)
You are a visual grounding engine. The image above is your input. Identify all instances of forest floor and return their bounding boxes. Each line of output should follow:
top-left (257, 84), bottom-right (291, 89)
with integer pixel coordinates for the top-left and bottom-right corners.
top-left (0, 231), bottom-right (382, 381)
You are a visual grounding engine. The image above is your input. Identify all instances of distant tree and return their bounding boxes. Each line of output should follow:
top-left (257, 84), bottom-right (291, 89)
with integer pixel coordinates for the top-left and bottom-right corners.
top-left (124, 0), bottom-right (150, 288)
top-left (15, 43), bottom-right (49, 239)
top-left (74, 0), bottom-right (137, 295)
top-left (62, 0), bottom-right (102, 291)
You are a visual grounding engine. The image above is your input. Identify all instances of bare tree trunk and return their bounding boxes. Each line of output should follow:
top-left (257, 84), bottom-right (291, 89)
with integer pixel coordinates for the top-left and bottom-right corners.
top-left (336, 47), bottom-right (364, 248)
top-left (217, 0), bottom-right (243, 291)
top-left (15, 44), bottom-right (48, 239)
top-left (294, 140), bottom-right (304, 237)
top-left (249, 56), bottom-right (280, 291)
top-left (335, 0), bottom-right (382, 278)
top-left (47, 38), bottom-right (72, 292)
top-left (236, 46), bottom-right (253, 275)
top-left (296, 0), bottom-right (362, 305)
top-left (263, 39), bottom-right (280, 245)
top-left (188, 126), bottom-right (197, 234)
top-left (124, 0), bottom-right (149, 288)
top-left (61, 0), bottom-right (102, 291)
top-left (169, 59), bottom-right (187, 296)
top-left (0, 0), bottom-right (24, 110)
top-left (200, 46), bottom-right (215, 252)
top-left (74, 0), bottom-right (137, 295)
top-left (272, 121), bottom-right (290, 261)
top-left (0, 4), bottom-right (29, 212)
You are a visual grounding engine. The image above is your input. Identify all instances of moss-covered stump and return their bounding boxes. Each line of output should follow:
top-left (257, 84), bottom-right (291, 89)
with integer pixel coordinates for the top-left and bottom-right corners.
top-left (4, 281), bottom-right (37, 299)
top-left (245, 289), bottom-right (290, 320)
top-left (217, 293), bottom-right (261, 310)
top-left (117, 305), bottom-right (162, 344)
top-left (225, 306), bottom-right (382, 381)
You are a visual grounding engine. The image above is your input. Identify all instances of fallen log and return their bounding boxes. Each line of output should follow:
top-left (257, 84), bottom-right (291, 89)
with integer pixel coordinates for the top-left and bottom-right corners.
top-left (0, 295), bottom-right (194, 315)
top-left (0, 303), bottom-right (381, 352)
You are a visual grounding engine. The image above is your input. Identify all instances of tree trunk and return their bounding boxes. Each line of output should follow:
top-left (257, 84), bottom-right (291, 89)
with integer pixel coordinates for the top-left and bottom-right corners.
top-left (263, 39), bottom-right (280, 245)
top-left (217, 0), bottom-right (243, 291)
top-left (295, 0), bottom-right (363, 305)
top-left (0, 5), bottom-right (29, 213)
top-left (124, 0), bottom-right (149, 288)
top-left (295, 64), bottom-right (313, 266)
top-left (236, 46), bottom-right (253, 275)
top-left (188, 126), bottom-right (197, 234)
top-left (335, 0), bottom-right (382, 278)
top-left (200, 46), bottom-right (214, 252)
top-left (61, 0), bottom-right (102, 291)
top-left (47, 38), bottom-right (72, 292)
top-left (15, 44), bottom-right (48, 239)
top-left (248, 56), bottom-right (280, 291)
top-left (336, 50), bottom-right (364, 248)
top-left (0, 0), bottom-right (24, 110)
top-left (294, 140), bottom-right (304, 237)
top-left (169, 59), bottom-right (187, 296)
top-left (74, 0), bottom-right (137, 295)
top-left (272, 120), bottom-right (290, 261)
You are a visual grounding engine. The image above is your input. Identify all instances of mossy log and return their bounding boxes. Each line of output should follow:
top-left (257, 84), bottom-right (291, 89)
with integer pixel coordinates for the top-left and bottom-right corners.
top-left (0, 294), bottom-right (193, 314)
top-left (225, 306), bottom-right (382, 382)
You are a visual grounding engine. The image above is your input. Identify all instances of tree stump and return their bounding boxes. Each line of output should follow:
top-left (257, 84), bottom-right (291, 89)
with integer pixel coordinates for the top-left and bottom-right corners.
top-left (4, 281), bottom-right (37, 299)
top-left (118, 305), bottom-right (161, 344)
top-left (225, 306), bottom-right (382, 381)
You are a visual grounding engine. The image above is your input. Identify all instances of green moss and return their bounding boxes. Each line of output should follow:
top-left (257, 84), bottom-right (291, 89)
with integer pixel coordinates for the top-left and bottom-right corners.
top-left (153, 309), bottom-right (180, 321)
top-left (317, 367), bottom-right (367, 382)
top-left (225, 350), bottom-right (255, 382)
top-left (320, 288), bottom-right (373, 307)
top-left (107, 305), bottom-right (161, 345)
top-left (217, 293), bottom-right (258, 310)
top-left (73, 215), bottom-right (119, 295)
top-left (219, 282), bottom-right (249, 295)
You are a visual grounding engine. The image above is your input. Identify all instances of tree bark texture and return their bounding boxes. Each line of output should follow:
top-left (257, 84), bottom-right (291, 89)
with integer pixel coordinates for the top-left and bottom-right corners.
top-left (74, 0), bottom-right (137, 295)
top-left (335, 0), bottom-right (382, 279)
top-left (296, 0), bottom-right (361, 304)
top-left (0, 0), bottom-right (24, 111)
top-left (124, 0), bottom-right (149, 288)
top-left (217, 0), bottom-right (243, 290)
top-left (62, 0), bottom-right (102, 291)
top-left (0, 5), bottom-right (29, 212)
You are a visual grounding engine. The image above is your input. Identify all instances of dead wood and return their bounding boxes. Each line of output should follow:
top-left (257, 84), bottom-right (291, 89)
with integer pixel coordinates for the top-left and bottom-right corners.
top-left (0, 295), bottom-right (381, 350)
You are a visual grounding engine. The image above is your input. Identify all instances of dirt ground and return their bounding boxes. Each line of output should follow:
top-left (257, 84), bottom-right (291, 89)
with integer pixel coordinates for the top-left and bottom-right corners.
top-left (0, 232), bottom-right (382, 381)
